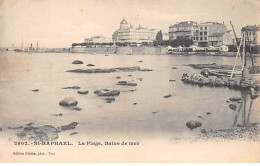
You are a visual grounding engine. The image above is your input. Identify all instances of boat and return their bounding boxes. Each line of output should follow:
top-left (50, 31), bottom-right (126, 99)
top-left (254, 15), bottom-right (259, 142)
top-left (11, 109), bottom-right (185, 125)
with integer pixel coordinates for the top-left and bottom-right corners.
top-left (14, 49), bottom-right (24, 52)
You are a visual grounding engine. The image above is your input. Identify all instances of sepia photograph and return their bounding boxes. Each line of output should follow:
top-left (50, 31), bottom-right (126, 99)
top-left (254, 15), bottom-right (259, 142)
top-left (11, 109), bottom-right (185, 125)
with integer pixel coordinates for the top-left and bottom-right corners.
top-left (0, 0), bottom-right (259, 163)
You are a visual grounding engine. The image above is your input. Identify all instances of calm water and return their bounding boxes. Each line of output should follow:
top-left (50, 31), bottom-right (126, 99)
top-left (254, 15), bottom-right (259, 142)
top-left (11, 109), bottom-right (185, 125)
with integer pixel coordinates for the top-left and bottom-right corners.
top-left (0, 51), bottom-right (259, 138)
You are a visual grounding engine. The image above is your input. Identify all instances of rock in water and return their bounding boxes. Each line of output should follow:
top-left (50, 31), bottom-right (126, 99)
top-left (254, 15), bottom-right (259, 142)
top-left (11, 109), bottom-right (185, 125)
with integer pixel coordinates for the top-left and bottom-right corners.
top-left (72, 60), bottom-right (83, 64)
top-left (60, 122), bottom-right (78, 131)
top-left (70, 132), bottom-right (79, 136)
top-left (94, 89), bottom-right (120, 96)
top-left (87, 64), bottom-right (95, 67)
top-left (77, 90), bottom-right (89, 95)
top-left (32, 89), bottom-right (39, 92)
top-left (59, 97), bottom-right (78, 107)
top-left (17, 125), bottom-right (59, 141)
top-left (67, 68), bottom-right (116, 73)
top-left (229, 96), bottom-right (241, 102)
top-left (229, 104), bottom-right (237, 110)
top-left (117, 81), bottom-right (137, 86)
top-left (186, 120), bottom-right (202, 130)
top-left (164, 94), bottom-right (172, 98)
top-left (201, 129), bottom-right (207, 133)
top-left (62, 86), bottom-right (80, 90)
top-left (73, 107), bottom-right (82, 111)
top-left (105, 97), bottom-right (115, 101)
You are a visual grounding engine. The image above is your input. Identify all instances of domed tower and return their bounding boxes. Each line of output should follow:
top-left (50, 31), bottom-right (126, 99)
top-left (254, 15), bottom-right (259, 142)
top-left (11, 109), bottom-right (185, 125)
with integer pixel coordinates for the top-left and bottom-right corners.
top-left (120, 18), bottom-right (128, 29)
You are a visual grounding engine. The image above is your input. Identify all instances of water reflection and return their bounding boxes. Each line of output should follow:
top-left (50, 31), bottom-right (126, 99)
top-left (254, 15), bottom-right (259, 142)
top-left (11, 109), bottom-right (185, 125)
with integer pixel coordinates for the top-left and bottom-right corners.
top-left (233, 90), bottom-right (255, 127)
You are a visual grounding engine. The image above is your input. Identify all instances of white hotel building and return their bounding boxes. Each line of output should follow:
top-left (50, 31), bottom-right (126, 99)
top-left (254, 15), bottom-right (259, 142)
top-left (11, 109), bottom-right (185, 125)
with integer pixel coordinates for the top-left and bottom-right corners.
top-left (112, 18), bottom-right (157, 44)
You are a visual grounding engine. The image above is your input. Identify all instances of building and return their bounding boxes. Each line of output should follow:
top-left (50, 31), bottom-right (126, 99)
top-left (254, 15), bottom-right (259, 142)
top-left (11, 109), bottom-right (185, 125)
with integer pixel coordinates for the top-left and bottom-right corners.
top-left (168, 21), bottom-right (199, 43)
top-left (208, 30), bottom-right (233, 46)
top-left (198, 22), bottom-right (228, 47)
top-left (112, 18), bottom-right (157, 44)
top-left (243, 25), bottom-right (260, 46)
top-left (168, 21), bottom-right (233, 47)
top-left (85, 36), bottom-right (112, 44)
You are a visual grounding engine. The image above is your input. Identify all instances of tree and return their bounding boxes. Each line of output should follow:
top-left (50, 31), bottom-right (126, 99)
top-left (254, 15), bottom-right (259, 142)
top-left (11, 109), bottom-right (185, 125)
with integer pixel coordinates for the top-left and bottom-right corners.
top-left (156, 30), bottom-right (163, 45)
top-left (169, 38), bottom-right (193, 47)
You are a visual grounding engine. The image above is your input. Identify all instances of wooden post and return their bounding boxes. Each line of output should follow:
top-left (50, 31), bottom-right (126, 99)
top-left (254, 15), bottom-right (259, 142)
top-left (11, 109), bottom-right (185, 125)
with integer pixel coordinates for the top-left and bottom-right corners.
top-left (246, 30), bottom-right (256, 73)
top-left (241, 31), bottom-right (246, 77)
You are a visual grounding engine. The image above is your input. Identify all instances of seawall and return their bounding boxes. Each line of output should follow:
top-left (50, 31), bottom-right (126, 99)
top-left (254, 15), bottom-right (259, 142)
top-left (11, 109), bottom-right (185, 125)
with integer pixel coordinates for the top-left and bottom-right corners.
top-left (70, 46), bottom-right (167, 55)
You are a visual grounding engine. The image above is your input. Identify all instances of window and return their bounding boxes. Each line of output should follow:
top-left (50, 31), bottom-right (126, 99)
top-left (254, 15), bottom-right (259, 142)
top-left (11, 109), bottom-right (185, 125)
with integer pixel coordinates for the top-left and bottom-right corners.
top-left (204, 32), bottom-right (207, 35)
top-left (205, 37), bottom-right (207, 40)
top-left (200, 37), bottom-right (203, 40)
top-left (200, 27), bottom-right (202, 30)
top-left (205, 27), bottom-right (207, 30)
top-left (200, 32), bottom-right (203, 35)
top-left (196, 37), bottom-right (198, 40)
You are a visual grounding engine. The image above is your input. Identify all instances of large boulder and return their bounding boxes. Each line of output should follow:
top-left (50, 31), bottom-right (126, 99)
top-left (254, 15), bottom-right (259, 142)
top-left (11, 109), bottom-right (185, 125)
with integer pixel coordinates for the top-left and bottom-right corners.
top-left (72, 60), bottom-right (83, 64)
top-left (94, 89), bottom-right (120, 96)
top-left (77, 90), bottom-right (89, 95)
top-left (59, 97), bottom-right (78, 107)
top-left (186, 120), bottom-right (202, 130)
top-left (59, 122), bottom-right (78, 131)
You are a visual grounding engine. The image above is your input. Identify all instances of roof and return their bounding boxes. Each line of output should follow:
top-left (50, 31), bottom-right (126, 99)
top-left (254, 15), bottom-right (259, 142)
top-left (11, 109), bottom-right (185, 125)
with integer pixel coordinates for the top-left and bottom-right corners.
top-left (201, 22), bottom-right (223, 25)
top-left (242, 25), bottom-right (260, 31)
top-left (169, 21), bottom-right (198, 28)
top-left (120, 18), bottom-right (128, 25)
top-left (208, 33), bottom-right (225, 37)
top-left (220, 45), bottom-right (228, 47)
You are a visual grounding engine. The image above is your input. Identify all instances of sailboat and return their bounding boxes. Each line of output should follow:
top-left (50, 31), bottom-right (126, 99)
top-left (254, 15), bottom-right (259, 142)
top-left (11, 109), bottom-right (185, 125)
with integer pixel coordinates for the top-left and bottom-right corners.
top-left (14, 36), bottom-right (24, 52)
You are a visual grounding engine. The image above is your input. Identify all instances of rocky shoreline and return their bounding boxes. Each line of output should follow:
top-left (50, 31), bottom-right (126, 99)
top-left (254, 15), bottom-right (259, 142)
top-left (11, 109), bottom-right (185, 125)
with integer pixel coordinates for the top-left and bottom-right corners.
top-left (67, 66), bottom-right (153, 73)
top-left (173, 124), bottom-right (260, 143)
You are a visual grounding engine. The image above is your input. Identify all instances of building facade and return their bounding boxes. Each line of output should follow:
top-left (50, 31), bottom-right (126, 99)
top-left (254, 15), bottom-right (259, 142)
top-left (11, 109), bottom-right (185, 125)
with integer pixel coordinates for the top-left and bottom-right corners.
top-left (113, 18), bottom-right (157, 44)
top-left (168, 21), bottom-right (199, 43)
top-left (243, 25), bottom-right (260, 46)
top-left (208, 31), bottom-right (233, 46)
top-left (168, 21), bottom-right (233, 47)
top-left (198, 22), bottom-right (228, 47)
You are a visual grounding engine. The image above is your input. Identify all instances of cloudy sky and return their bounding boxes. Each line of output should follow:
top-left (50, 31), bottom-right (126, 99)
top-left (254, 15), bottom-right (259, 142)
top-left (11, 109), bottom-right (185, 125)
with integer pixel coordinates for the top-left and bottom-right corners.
top-left (0, 0), bottom-right (259, 48)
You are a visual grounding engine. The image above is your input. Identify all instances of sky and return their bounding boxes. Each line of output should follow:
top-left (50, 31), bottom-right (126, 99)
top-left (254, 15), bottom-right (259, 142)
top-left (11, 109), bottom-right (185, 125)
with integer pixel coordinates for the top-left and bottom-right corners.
top-left (0, 0), bottom-right (259, 48)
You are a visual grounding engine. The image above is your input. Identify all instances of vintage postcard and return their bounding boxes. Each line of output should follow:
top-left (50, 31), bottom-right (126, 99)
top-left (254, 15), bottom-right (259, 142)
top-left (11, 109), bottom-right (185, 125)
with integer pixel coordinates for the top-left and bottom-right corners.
top-left (0, 0), bottom-right (259, 163)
